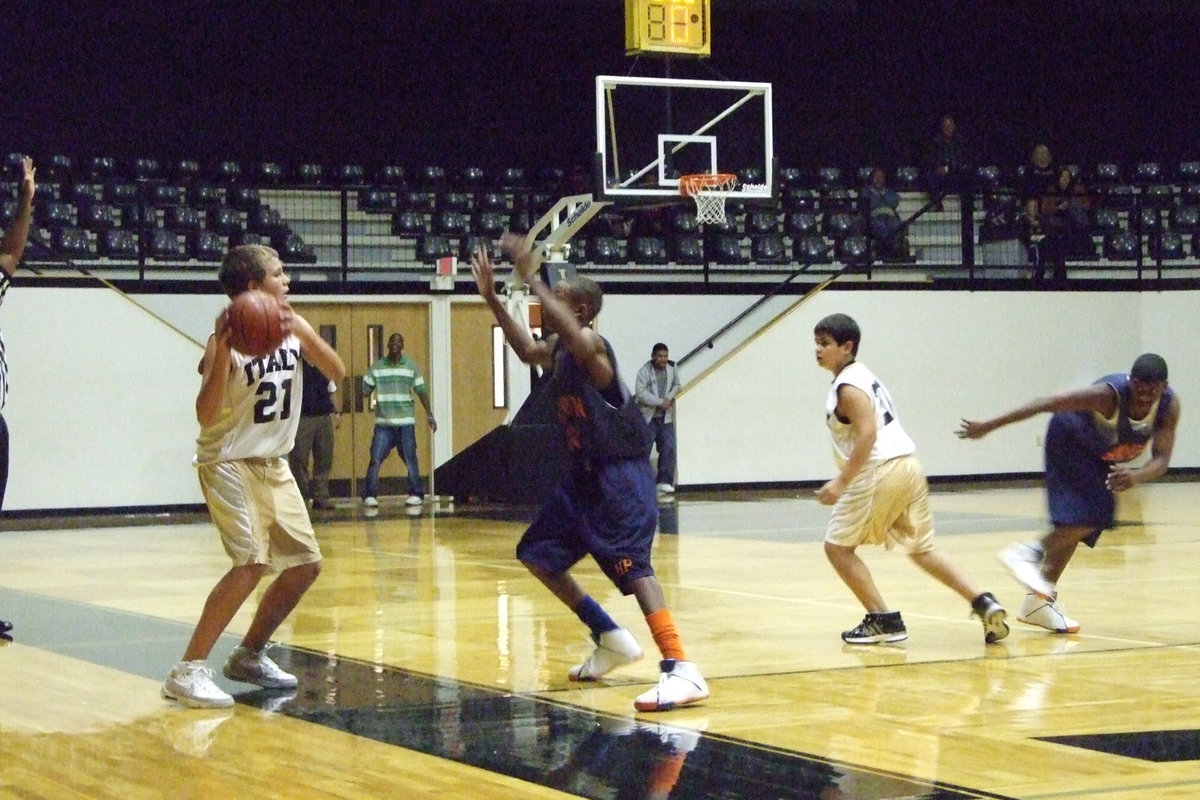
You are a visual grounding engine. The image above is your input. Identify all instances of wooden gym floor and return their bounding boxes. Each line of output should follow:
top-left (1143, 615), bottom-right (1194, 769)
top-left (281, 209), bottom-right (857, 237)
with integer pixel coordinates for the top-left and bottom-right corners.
top-left (3, 481), bottom-right (1200, 799)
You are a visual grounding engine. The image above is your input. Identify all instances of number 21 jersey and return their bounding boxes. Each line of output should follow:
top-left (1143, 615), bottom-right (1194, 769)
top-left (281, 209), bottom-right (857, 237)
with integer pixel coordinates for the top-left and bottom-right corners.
top-left (825, 361), bottom-right (916, 468)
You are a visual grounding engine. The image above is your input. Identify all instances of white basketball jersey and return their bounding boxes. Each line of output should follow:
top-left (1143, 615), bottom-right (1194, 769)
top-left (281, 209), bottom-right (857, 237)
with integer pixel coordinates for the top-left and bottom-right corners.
top-left (195, 334), bottom-right (304, 464)
top-left (825, 361), bottom-right (915, 468)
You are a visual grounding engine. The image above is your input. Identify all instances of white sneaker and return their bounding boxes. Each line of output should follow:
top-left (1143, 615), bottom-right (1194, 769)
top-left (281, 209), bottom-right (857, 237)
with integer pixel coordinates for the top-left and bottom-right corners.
top-left (363, 496), bottom-right (379, 508)
top-left (634, 659), bottom-right (709, 712)
top-left (223, 645), bottom-right (298, 689)
top-left (656, 483), bottom-right (675, 495)
top-left (569, 627), bottom-right (643, 681)
top-left (998, 543), bottom-right (1056, 599)
top-left (405, 494), bottom-right (423, 506)
top-left (162, 661), bottom-right (234, 709)
top-left (1017, 592), bottom-right (1080, 634)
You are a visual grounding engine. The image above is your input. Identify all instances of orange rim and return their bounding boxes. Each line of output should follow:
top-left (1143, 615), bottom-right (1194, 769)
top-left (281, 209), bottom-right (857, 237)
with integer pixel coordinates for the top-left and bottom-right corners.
top-left (679, 173), bottom-right (737, 197)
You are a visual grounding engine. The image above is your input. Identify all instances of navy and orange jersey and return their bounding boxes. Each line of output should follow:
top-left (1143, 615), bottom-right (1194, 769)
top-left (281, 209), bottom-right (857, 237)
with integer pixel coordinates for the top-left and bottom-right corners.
top-left (545, 335), bottom-right (651, 470)
top-left (1057, 373), bottom-right (1175, 463)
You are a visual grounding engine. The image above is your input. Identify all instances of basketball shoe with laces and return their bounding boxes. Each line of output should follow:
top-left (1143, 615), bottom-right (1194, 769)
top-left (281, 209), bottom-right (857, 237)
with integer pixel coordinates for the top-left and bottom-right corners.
top-left (998, 542), bottom-right (1056, 599)
top-left (223, 645), bottom-right (298, 689)
top-left (634, 659), bottom-right (710, 712)
top-left (841, 611), bottom-right (908, 644)
top-left (569, 627), bottom-right (643, 681)
top-left (1017, 593), bottom-right (1080, 634)
top-left (162, 661), bottom-right (235, 709)
top-left (971, 592), bottom-right (1010, 643)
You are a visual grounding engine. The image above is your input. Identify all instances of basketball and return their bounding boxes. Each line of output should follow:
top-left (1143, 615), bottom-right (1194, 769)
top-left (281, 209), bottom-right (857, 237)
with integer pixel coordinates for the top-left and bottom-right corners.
top-left (226, 290), bottom-right (286, 357)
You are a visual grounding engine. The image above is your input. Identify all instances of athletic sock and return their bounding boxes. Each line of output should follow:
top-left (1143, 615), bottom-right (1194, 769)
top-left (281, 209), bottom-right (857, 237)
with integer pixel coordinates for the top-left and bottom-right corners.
top-left (572, 595), bottom-right (619, 638)
top-left (645, 608), bottom-right (687, 661)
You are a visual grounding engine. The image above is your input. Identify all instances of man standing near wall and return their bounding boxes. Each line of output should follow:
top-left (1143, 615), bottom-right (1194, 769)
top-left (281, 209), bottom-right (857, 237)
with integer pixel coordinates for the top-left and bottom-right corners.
top-left (0, 156), bottom-right (36, 640)
top-left (635, 343), bottom-right (680, 496)
top-left (360, 333), bottom-right (437, 508)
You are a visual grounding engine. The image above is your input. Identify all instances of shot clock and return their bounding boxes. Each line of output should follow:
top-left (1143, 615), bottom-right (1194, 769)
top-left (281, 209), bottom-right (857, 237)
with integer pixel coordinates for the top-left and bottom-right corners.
top-left (625, 0), bottom-right (711, 57)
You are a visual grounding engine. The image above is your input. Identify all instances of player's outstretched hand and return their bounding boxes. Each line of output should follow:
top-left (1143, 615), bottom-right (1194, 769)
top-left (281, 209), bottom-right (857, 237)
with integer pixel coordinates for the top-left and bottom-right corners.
top-left (498, 232), bottom-right (537, 284)
top-left (470, 245), bottom-right (498, 300)
top-left (18, 156), bottom-right (35, 201)
top-left (956, 419), bottom-right (990, 440)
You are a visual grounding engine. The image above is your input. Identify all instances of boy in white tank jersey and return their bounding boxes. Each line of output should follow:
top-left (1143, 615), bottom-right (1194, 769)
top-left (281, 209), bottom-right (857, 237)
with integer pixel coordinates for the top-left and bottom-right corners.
top-left (162, 245), bottom-right (346, 709)
top-left (814, 314), bottom-right (1009, 644)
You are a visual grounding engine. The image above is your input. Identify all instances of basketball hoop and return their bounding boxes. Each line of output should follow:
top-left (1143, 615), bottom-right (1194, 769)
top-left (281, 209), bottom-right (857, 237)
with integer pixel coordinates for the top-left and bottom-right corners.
top-left (680, 173), bottom-right (738, 225)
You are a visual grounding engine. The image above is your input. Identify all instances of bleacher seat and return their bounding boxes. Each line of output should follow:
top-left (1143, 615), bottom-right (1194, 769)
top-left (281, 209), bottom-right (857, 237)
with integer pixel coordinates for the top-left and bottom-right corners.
top-left (358, 189), bottom-right (396, 213)
top-left (1135, 207), bottom-right (1163, 235)
top-left (171, 159), bottom-right (202, 183)
top-left (568, 238), bottom-right (588, 264)
top-left (78, 203), bottom-right (120, 232)
top-left (105, 182), bottom-right (139, 205)
top-left (411, 166), bottom-right (446, 191)
top-left (190, 230), bottom-right (225, 262)
top-left (121, 203), bottom-right (156, 232)
top-left (459, 235), bottom-right (496, 263)
top-left (777, 166), bottom-right (804, 188)
top-left (44, 154), bottom-right (74, 181)
top-left (274, 232), bottom-right (318, 264)
top-left (1141, 184), bottom-right (1174, 209)
top-left (671, 235), bottom-right (706, 265)
top-left (146, 229), bottom-right (187, 259)
top-left (100, 228), bottom-right (138, 259)
top-left (190, 184), bottom-right (224, 209)
top-left (535, 167), bottom-right (565, 191)
top-left (821, 188), bottom-right (854, 212)
top-left (701, 214), bottom-right (739, 238)
top-left (165, 206), bottom-right (203, 233)
top-left (1169, 205), bottom-right (1200, 233)
top-left (1133, 162), bottom-right (1162, 185)
top-left (400, 190), bottom-right (434, 213)
top-left (248, 206), bottom-right (285, 235)
top-left (335, 164), bottom-right (366, 186)
top-left (528, 192), bottom-right (555, 216)
top-left (228, 186), bottom-right (261, 211)
top-left (149, 185), bottom-right (187, 207)
top-left (374, 165), bottom-right (406, 186)
top-left (1176, 161), bottom-right (1200, 185)
top-left (417, 234), bottom-right (454, 263)
top-left (1091, 207), bottom-right (1123, 235)
top-left (53, 226), bottom-right (93, 258)
top-left (744, 210), bottom-right (778, 235)
top-left (893, 166), bottom-right (921, 191)
top-left (706, 234), bottom-right (746, 264)
top-left (1103, 231), bottom-right (1139, 260)
top-left (629, 236), bottom-right (669, 264)
top-left (497, 167), bottom-right (527, 191)
top-left (253, 162), bottom-right (284, 184)
top-left (0, 200), bottom-right (16, 227)
top-left (785, 212), bottom-right (819, 238)
top-left (783, 188), bottom-right (818, 211)
top-left (855, 165), bottom-right (874, 187)
top-left (211, 161), bottom-right (243, 185)
top-left (294, 163), bottom-right (325, 186)
top-left (471, 211), bottom-right (506, 236)
top-left (1149, 232), bottom-right (1185, 261)
top-left (129, 158), bottom-right (161, 182)
top-left (37, 201), bottom-right (75, 231)
top-left (437, 192), bottom-right (471, 212)
top-left (1102, 184), bottom-right (1138, 210)
top-left (836, 234), bottom-right (872, 266)
top-left (824, 211), bottom-right (861, 238)
top-left (751, 234), bottom-right (788, 264)
top-left (794, 235), bottom-right (832, 264)
top-left (457, 166), bottom-right (487, 190)
top-left (432, 211), bottom-right (470, 237)
top-left (508, 211), bottom-right (532, 233)
top-left (207, 207), bottom-right (244, 236)
top-left (973, 165), bottom-right (1002, 192)
top-left (476, 192), bottom-right (509, 213)
top-left (392, 211), bottom-right (426, 237)
top-left (85, 156), bottom-right (118, 182)
top-left (68, 183), bottom-right (99, 206)
top-left (229, 230), bottom-right (266, 247)
top-left (816, 166), bottom-right (844, 190)
top-left (589, 236), bottom-right (624, 264)
top-left (1092, 163), bottom-right (1121, 186)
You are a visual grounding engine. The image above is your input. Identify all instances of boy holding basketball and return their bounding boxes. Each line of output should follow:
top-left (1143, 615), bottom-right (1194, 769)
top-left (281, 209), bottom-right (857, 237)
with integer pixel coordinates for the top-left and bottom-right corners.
top-left (162, 244), bottom-right (346, 708)
top-left (814, 313), bottom-right (1009, 644)
top-left (470, 235), bottom-right (708, 712)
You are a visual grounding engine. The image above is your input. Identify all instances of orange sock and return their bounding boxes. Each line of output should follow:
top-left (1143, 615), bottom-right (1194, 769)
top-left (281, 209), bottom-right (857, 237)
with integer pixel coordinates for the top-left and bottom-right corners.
top-left (645, 608), bottom-right (687, 661)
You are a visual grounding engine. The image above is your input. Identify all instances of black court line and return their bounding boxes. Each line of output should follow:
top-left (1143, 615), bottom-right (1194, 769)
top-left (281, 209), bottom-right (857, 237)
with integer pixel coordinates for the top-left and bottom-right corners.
top-left (1, 586), bottom-right (1012, 800)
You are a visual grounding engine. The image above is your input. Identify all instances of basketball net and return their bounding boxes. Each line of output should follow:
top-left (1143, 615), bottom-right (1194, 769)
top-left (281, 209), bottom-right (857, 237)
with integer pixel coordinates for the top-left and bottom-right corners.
top-left (680, 173), bottom-right (738, 225)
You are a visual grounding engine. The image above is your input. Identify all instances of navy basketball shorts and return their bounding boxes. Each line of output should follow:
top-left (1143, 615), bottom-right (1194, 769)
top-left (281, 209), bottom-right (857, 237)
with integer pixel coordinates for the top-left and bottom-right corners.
top-left (517, 458), bottom-right (658, 595)
top-left (1044, 415), bottom-right (1114, 547)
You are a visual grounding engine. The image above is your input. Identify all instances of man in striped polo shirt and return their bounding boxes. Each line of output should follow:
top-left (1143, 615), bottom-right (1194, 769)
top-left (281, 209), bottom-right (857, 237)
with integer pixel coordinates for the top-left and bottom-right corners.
top-left (360, 333), bottom-right (437, 508)
top-left (0, 155), bottom-right (36, 639)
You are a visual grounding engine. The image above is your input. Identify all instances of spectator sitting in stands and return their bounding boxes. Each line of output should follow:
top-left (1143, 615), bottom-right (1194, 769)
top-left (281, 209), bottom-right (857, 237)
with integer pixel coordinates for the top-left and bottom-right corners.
top-left (1034, 167), bottom-right (1092, 283)
top-left (925, 114), bottom-right (970, 211)
top-left (861, 168), bottom-right (909, 261)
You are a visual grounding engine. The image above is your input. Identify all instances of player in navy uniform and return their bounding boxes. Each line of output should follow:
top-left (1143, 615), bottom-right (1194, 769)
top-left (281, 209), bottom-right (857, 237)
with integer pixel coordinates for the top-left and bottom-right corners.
top-left (470, 234), bottom-right (708, 712)
top-left (815, 314), bottom-right (1008, 645)
top-left (958, 353), bottom-right (1180, 633)
top-left (163, 245), bottom-right (346, 708)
